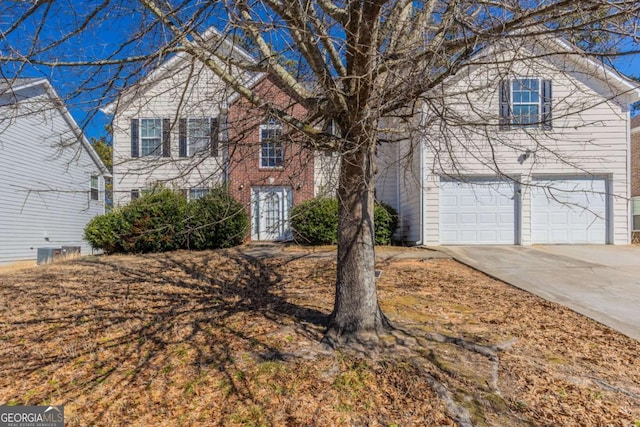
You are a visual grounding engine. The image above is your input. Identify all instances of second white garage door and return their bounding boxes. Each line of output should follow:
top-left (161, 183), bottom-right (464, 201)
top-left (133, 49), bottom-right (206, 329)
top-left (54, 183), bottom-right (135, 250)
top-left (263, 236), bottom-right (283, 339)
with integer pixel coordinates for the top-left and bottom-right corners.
top-left (531, 177), bottom-right (608, 244)
top-left (440, 178), bottom-right (518, 244)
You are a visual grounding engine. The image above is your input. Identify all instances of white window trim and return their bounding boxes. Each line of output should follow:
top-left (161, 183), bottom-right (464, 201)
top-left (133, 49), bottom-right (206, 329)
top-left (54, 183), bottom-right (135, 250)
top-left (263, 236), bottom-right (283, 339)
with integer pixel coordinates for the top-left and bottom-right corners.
top-left (259, 123), bottom-right (284, 169)
top-left (187, 118), bottom-right (211, 157)
top-left (139, 118), bottom-right (163, 157)
top-left (90, 175), bottom-right (100, 201)
top-left (510, 77), bottom-right (543, 127)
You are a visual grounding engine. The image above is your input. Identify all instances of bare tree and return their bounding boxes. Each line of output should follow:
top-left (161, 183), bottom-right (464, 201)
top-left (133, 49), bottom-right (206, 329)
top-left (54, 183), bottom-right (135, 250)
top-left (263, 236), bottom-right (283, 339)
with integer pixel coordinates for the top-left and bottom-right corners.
top-left (1, 0), bottom-right (639, 347)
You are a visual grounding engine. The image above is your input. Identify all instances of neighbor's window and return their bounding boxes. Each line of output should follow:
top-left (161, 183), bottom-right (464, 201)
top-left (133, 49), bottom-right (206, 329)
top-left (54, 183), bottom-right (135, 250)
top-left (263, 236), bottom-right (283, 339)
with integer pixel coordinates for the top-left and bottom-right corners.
top-left (188, 118), bottom-right (210, 156)
top-left (500, 78), bottom-right (552, 130)
top-left (260, 119), bottom-right (284, 168)
top-left (90, 176), bottom-right (99, 201)
top-left (140, 118), bottom-right (162, 156)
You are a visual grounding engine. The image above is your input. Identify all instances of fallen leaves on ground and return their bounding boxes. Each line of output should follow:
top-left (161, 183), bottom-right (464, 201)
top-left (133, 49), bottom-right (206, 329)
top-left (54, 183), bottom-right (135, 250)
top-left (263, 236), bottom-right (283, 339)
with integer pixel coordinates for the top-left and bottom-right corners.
top-left (0, 247), bottom-right (638, 426)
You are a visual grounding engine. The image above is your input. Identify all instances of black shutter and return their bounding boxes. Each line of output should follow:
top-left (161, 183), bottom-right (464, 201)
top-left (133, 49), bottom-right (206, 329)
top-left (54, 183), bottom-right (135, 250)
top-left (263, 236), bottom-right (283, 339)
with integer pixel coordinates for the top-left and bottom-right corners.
top-left (219, 113), bottom-right (229, 142)
top-left (179, 118), bottom-right (187, 157)
top-left (210, 117), bottom-right (219, 157)
top-left (541, 79), bottom-right (553, 130)
top-left (131, 119), bottom-right (139, 158)
top-left (162, 118), bottom-right (171, 157)
top-left (499, 79), bottom-right (511, 131)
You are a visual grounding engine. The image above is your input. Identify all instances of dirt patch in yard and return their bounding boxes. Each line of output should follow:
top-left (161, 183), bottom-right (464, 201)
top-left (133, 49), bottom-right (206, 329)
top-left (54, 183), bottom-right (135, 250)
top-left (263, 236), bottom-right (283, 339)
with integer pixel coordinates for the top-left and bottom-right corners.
top-left (0, 248), bottom-right (638, 426)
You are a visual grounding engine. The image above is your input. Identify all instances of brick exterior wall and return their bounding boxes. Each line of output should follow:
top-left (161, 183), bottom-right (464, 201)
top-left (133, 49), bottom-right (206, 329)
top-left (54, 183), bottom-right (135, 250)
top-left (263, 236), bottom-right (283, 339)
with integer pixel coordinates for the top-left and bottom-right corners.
top-left (631, 115), bottom-right (640, 197)
top-left (227, 77), bottom-right (315, 239)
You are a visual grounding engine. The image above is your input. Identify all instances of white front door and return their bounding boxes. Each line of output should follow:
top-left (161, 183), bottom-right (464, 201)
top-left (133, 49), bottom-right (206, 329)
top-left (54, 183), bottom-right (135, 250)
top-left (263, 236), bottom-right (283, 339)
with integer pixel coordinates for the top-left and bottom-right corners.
top-left (531, 177), bottom-right (608, 244)
top-left (251, 187), bottom-right (293, 241)
top-left (439, 178), bottom-right (518, 244)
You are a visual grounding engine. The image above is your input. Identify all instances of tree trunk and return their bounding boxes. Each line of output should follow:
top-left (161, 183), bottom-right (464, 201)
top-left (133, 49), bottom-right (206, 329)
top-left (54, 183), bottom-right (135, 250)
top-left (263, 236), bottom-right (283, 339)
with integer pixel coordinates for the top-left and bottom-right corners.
top-left (324, 123), bottom-right (391, 347)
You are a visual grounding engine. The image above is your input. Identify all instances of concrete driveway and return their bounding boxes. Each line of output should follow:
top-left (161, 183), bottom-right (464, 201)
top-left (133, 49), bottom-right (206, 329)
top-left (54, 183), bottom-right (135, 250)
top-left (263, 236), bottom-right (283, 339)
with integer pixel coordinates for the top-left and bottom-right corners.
top-left (439, 245), bottom-right (640, 340)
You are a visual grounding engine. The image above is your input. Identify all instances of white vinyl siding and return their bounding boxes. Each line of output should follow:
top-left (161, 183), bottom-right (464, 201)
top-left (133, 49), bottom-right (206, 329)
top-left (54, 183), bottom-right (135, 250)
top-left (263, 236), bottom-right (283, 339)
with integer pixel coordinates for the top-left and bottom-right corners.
top-left (0, 85), bottom-right (105, 264)
top-left (111, 60), bottom-right (230, 206)
top-left (387, 40), bottom-right (633, 245)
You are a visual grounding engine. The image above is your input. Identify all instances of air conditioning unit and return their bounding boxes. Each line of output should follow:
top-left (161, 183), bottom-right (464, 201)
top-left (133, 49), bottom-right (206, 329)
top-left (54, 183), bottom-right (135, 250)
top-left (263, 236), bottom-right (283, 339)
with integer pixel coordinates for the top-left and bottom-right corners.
top-left (37, 247), bottom-right (63, 265)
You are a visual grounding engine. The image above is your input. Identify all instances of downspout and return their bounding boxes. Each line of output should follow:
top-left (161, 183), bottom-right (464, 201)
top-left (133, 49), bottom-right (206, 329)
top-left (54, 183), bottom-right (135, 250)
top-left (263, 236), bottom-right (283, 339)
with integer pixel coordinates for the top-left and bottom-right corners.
top-left (626, 104), bottom-right (631, 244)
top-left (396, 141), bottom-right (402, 241)
top-left (418, 108), bottom-right (426, 246)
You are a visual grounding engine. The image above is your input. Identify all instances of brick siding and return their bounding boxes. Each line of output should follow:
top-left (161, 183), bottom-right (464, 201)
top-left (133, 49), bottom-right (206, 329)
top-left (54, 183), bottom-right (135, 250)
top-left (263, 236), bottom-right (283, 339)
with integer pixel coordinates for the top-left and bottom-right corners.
top-left (227, 77), bottom-right (316, 238)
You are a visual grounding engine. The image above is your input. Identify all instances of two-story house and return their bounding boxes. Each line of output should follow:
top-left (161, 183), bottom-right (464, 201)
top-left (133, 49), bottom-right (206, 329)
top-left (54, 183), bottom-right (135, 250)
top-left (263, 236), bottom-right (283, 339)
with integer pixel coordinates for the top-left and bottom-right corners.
top-left (375, 35), bottom-right (640, 245)
top-left (0, 78), bottom-right (109, 264)
top-left (104, 31), bottom-right (338, 241)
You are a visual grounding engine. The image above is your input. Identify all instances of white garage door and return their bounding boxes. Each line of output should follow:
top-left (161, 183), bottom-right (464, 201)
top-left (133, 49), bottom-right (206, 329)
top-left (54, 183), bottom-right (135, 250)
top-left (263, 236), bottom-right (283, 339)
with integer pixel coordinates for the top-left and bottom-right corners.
top-left (440, 179), bottom-right (517, 244)
top-left (531, 177), bottom-right (607, 244)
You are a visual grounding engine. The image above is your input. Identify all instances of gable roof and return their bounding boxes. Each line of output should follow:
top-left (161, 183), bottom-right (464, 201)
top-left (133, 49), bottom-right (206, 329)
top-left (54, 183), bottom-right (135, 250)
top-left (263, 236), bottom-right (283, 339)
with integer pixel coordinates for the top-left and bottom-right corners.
top-left (538, 35), bottom-right (640, 104)
top-left (101, 26), bottom-right (261, 116)
top-left (1, 77), bottom-right (111, 177)
top-left (449, 32), bottom-right (640, 105)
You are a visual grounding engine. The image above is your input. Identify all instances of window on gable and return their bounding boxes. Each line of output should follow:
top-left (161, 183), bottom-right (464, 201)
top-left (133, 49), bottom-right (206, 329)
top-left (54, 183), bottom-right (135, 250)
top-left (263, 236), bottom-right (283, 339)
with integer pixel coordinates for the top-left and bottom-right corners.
top-left (90, 176), bottom-right (99, 201)
top-left (512, 79), bottom-right (540, 126)
top-left (140, 118), bottom-right (163, 156)
top-left (500, 78), bottom-right (552, 130)
top-left (188, 118), bottom-right (210, 155)
top-left (260, 119), bottom-right (284, 168)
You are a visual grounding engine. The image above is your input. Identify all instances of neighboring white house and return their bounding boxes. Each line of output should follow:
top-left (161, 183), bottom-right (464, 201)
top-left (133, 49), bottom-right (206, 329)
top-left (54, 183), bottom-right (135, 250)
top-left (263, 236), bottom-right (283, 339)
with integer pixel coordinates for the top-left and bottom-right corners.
top-left (376, 35), bottom-right (640, 245)
top-left (0, 78), bottom-right (109, 264)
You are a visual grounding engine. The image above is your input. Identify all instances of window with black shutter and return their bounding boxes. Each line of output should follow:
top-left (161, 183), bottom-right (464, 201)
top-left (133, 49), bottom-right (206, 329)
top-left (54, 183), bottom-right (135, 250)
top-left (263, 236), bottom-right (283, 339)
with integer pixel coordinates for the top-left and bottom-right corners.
top-left (499, 78), bottom-right (552, 129)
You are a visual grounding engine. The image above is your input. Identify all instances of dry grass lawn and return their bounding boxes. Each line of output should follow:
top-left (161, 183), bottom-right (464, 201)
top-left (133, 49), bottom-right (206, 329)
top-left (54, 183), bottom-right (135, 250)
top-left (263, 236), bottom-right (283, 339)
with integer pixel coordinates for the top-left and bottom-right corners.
top-left (0, 247), bottom-right (638, 426)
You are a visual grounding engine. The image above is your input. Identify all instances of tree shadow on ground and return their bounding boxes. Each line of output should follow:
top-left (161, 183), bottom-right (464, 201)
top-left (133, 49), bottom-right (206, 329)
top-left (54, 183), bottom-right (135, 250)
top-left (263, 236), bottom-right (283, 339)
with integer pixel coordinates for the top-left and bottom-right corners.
top-left (0, 249), bottom-right (333, 425)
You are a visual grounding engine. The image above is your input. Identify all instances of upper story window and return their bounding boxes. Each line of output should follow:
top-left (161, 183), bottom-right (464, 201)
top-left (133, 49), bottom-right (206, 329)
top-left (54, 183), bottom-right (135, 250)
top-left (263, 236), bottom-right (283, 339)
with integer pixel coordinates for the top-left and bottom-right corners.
top-left (499, 78), bottom-right (552, 130)
top-left (131, 118), bottom-right (170, 158)
top-left (179, 117), bottom-right (219, 157)
top-left (90, 176), bottom-right (99, 201)
top-left (140, 118), bottom-right (162, 156)
top-left (188, 118), bottom-right (210, 155)
top-left (260, 119), bottom-right (283, 168)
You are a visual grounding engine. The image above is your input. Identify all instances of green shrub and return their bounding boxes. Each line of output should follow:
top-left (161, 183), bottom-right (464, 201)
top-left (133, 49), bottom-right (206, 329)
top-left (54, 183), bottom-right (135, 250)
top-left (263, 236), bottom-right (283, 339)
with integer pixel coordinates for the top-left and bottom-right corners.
top-left (119, 188), bottom-right (188, 253)
top-left (290, 197), bottom-right (398, 245)
top-left (290, 197), bottom-right (339, 245)
top-left (84, 187), bottom-right (248, 254)
top-left (185, 188), bottom-right (249, 249)
top-left (84, 209), bottom-right (129, 254)
top-left (373, 201), bottom-right (398, 245)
